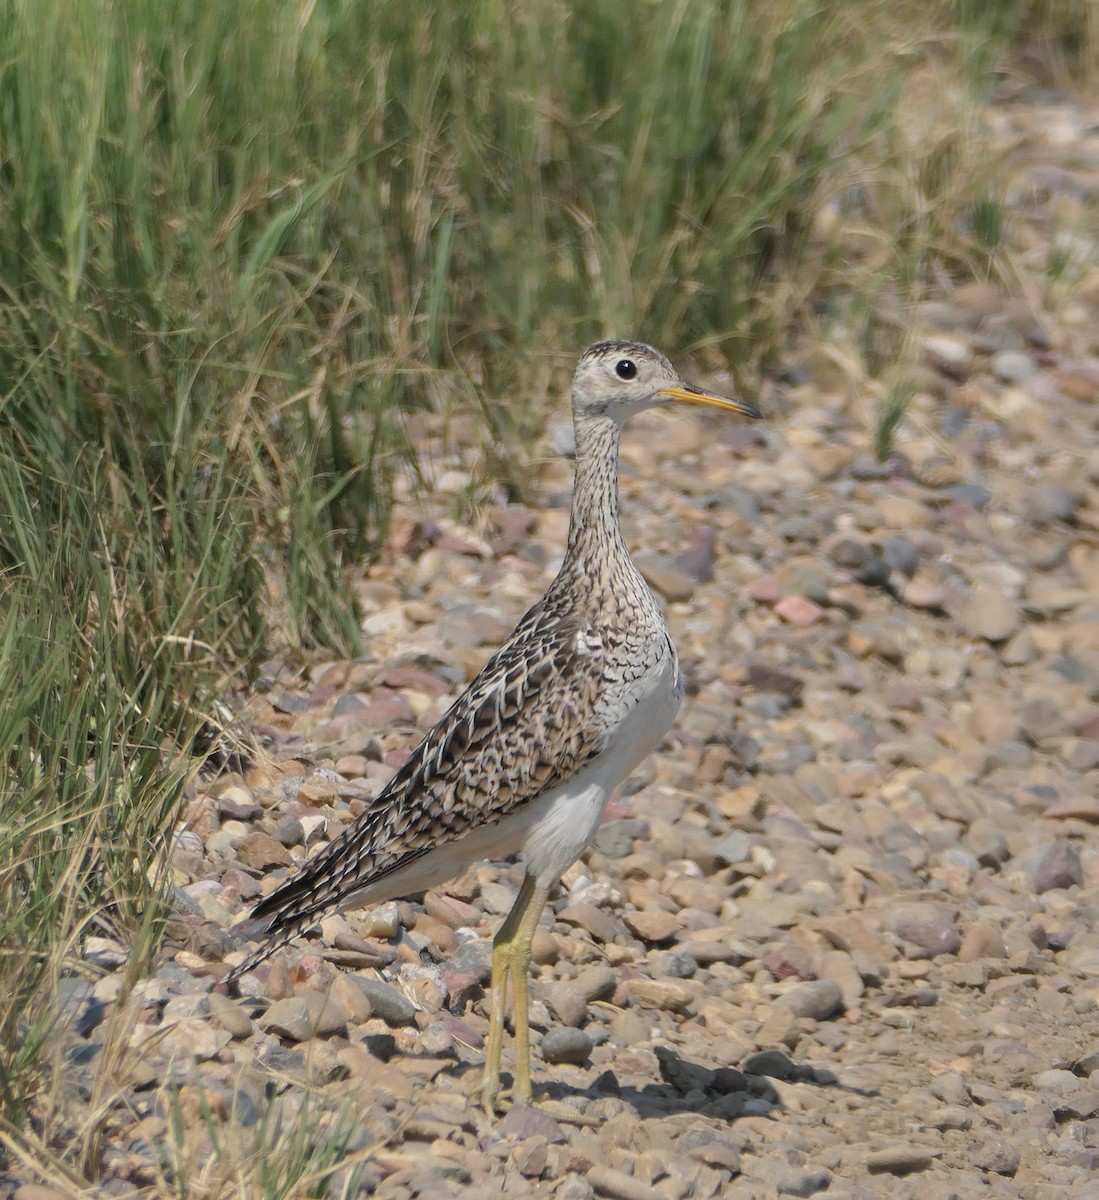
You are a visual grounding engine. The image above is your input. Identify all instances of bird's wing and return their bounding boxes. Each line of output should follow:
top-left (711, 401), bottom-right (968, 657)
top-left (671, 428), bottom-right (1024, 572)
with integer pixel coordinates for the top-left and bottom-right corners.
top-left (231, 603), bottom-right (607, 971)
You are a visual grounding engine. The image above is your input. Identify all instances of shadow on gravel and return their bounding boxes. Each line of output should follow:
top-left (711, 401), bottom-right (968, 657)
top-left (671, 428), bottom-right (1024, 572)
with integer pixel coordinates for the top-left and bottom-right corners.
top-left (508, 1044), bottom-right (875, 1123)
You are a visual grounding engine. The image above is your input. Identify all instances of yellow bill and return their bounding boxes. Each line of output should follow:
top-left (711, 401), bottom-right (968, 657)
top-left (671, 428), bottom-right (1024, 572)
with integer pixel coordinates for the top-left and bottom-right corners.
top-left (658, 382), bottom-right (761, 419)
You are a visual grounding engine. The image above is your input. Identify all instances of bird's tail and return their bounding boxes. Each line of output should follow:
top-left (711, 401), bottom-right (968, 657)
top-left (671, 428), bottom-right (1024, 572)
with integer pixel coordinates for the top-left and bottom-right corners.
top-left (223, 919), bottom-right (303, 991)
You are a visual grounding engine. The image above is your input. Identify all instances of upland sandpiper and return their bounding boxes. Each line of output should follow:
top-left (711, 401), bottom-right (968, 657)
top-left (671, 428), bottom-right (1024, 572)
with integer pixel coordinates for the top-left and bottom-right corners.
top-left (228, 341), bottom-right (760, 1115)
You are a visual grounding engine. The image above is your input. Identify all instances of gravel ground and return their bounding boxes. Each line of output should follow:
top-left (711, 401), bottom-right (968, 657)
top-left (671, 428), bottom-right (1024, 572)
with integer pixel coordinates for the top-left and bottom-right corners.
top-left (27, 90), bottom-right (1099, 1200)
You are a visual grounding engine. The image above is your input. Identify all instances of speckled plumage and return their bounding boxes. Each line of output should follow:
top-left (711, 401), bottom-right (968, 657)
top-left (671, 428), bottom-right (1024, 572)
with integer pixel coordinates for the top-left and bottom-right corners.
top-left (228, 341), bottom-right (759, 1111)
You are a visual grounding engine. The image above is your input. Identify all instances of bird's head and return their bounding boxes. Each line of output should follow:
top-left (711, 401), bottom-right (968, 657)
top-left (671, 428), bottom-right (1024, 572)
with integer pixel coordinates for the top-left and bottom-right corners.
top-left (571, 340), bottom-right (761, 425)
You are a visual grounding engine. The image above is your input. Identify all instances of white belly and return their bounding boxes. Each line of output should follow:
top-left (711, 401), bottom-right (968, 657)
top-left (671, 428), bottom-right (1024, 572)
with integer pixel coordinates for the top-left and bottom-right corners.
top-left (504, 647), bottom-right (683, 886)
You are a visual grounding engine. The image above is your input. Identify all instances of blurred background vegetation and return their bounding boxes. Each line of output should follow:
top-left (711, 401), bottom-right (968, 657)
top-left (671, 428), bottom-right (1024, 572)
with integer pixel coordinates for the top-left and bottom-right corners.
top-left (0, 0), bottom-right (1095, 1151)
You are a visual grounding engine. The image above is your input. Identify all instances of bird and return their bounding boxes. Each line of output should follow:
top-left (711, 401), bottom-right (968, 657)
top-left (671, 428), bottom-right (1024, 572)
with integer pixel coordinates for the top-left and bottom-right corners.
top-left (227, 340), bottom-right (761, 1116)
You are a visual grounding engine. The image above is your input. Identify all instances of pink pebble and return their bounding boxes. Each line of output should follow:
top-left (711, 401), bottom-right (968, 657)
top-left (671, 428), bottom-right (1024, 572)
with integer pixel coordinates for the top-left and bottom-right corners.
top-left (774, 595), bottom-right (825, 626)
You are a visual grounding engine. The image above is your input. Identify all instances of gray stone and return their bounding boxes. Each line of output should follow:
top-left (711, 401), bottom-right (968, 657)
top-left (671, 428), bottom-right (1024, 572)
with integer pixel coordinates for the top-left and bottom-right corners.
top-left (880, 536), bottom-right (920, 576)
top-left (776, 516), bottom-right (819, 543)
top-left (1033, 1068), bottom-right (1085, 1095)
top-left (480, 881), bottom-right (518, 915)
top-left (675, 527), bottom-right (717, 582)
top-left (540, 1026), bottom-right (593, 1065)
top-left (554, 1175), bottom-right (595, 1200)
top-left (1025, 483), bottom-right (1078, 523)
top-left (1067, 739), bottom-right (1099, 771)
top-left (992, 350), bottom-right (1036, 382)
top-left (967, 1135), bottom-right (1020, 1176)
top-left (1034, 839), bottom-right (1083, 893)
top-left (258, 998), bottom-right (313, 1042)
top-left (944, 483), bottom-right (992, 509)
top-left (541, 981), bottom-right (587, 1027)
top-left (865, 1145), bottom-right (936, 1175)
top-left (742, 1049), bottom-right (797, 1080)
top-left (574, 963), bottom-right (617, 1002)
top-left (776, 980), bottom-right (844, 1021)
top-left (855, 556), bottom-right (891, 587)
top-left (1053, 1089), bottom-right (1099, 1119)
top-left (1023, 695), bottom-right (1073, 744)
top-left (274, 814), bottom-right (304, 847)
top-left (714, 830), bottom-right (755, 864)
top-left (830, 539), bottom-right (870, 569)
top-left (350, 977), bottom-right (417, 1025)
top-left (756, 1162), bottom-right (833, 1196)
top-left (451, 939), bottom-right (492, 983)
top-left (592, 819), bottom-right (637, 858)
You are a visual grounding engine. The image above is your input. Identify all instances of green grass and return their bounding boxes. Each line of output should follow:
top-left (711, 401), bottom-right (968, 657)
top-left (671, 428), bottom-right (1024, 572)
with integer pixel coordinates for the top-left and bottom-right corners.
top-left (0, 0), bottom-right (1094, 1186)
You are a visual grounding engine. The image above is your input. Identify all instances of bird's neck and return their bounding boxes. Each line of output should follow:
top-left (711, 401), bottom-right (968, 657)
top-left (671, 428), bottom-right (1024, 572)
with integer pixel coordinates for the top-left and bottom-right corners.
top-left (562, 414), bottom-right (630, 570)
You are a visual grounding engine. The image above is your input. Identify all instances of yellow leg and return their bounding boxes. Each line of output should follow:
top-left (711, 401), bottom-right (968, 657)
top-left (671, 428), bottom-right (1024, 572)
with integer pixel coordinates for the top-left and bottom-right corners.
top-left (481, 874), bottom-right (547, 1115)
top-left (507, 877), bottom-right (549, 1107)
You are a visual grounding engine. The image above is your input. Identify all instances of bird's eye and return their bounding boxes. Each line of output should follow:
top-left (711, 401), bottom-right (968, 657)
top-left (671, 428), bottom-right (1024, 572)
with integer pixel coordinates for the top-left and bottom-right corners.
top-left (615, 359), bottom-right (637, 380)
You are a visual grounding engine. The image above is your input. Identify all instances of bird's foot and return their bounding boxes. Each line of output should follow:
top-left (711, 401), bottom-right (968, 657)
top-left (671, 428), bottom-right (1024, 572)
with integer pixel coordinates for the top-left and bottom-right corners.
top-left (529, 1093), bottom-right (600, 1126)
top-left (480, 1080), bottom-right (598, 1126)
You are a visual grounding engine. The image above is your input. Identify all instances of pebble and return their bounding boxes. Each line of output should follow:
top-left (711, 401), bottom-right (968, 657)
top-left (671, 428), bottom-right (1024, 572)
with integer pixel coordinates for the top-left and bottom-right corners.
top-left (880, 536), bottom-right (920, 576)
top-left (296, 988), bottom-right (347, 1036)
top-left (236, 832), bottom-right (294, 870)
top-left (754, 1163), bottom-right (833, 1196)
top-left (556, 1177), bottom-right (595, 1200)
top-left (558, 902), bottom-right (620, 943)
top-left (206, 991), bottom-right (254, 1038)
top-left (991, 350), bottom-right (1036, 382)
top-left (957, 921), bottom-right (1007, 962)
top-left (542, 982), bottom-right (588, 1027)
top-left (622, 910), bottom-right (678, 943)
top-left (1034, 839), bottom-right (1083, 892)
top-left (865, 1145), bottom-right (936, 1175)
top-left (1023, 694), bottom-right (1073, 743)
top-left (924, 334), bottom-right (972, 374)
top-left (929, 1071), bottom-right (970, 1105)
top-left (777, 561), bottom-right (831, 604)
top-left (608, 1008), bottom-right (651, 1045)
top-left (959, 586), bottom-right (1018, 642)
top-left (497, 1104), bottom-right (568, 1142)
top-left (83, 937), bottom-right (127, 969)
top-left (774, 595), bottom-right (825, 626)
top-left (574, 963), bottom-right (617, 1002)
top-left (944, 482), bottom-right (992, 509)
top-left (510, 1134), bottom-right (548, 1178)
top-left (967, 1135), bottom-right (1021, 1176)
top-left (540, 1026), bottom-right (593, 1065)
top-left (350, 977), bottom-right (417, 1025)
top-left (1025, 483), bottom-right (1079, 524)
top-left (586, 1164), bottom-right (664, 1200)
top-left (776, 980), bottom-right (843, 1020)
top-left (929, 1105), bottom-right (972, 1130)
top-left (634, 552), bottom-right (696, 602)
top-left (624, 978), bottom-right (696, 1011)
top-left (902, 580), bottom-right (946, 610)
top-left (889, 902), bottom-right (961, 958)
top-left (258, 997), bottom-right (313, 1042)
top-left (1067, 739), bottom-right (1099, 770)
top-left (829, 538), bottom-right (869, 569)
